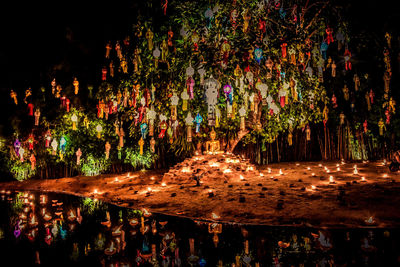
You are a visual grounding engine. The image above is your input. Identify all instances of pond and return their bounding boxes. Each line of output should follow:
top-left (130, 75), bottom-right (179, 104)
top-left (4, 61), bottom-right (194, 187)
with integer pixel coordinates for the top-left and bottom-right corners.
top-left (0, 190), bottom-right (399, 266)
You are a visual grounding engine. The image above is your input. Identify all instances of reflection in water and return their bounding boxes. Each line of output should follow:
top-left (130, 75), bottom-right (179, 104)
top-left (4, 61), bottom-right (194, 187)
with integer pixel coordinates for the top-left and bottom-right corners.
top-left (0, 190), bottom-right (399, 266)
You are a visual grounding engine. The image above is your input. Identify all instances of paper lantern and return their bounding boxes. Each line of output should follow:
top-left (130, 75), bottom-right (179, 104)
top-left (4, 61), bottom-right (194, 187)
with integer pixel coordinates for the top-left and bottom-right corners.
top-left (96, 124), bottom-right (103, 138)
top-left (181, 91), bottom-right (189, 111)
top-left (185, 112), bottom-right (194, 142)
top-left (76, 148), bottom-right (82, 165)
top-left (51, 139), bottom-right (58, 155)
top-left (73, 78), bottom-right (79, 95)
top-left (105, 142), bottom-right (111, 159)
top-left (147, 107), bottom-right (157, 136)
top-left (170, 93), bottom-right (179, 121)
top-left (71, 114), bottom-right (78, 130)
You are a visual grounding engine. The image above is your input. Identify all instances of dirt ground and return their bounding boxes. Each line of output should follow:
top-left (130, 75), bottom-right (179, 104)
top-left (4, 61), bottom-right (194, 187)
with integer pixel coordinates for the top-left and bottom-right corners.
top-left (1, 153), bottom-right (399, 228)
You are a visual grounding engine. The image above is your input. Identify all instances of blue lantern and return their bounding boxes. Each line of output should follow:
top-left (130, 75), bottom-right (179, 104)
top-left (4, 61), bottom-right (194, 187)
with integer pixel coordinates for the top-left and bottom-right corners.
top-left (254, 47), bottom-right (263, 64)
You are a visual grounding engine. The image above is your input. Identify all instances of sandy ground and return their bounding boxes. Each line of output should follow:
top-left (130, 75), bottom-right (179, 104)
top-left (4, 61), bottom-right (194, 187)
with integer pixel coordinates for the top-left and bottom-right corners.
top-left (1, 153), bottom-right (399, 228)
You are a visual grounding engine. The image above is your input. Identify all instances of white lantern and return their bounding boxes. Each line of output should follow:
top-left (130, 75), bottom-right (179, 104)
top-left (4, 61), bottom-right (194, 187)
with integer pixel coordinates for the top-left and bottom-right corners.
top-left (96, 124), bottom-right (103, 138)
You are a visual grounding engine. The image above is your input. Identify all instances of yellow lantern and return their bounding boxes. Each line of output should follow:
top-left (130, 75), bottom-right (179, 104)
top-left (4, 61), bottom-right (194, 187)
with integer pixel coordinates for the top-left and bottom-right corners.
top-left (71, 114), bottom-right (78, 130)
top-left (96, 124), bottom-right (103, 138)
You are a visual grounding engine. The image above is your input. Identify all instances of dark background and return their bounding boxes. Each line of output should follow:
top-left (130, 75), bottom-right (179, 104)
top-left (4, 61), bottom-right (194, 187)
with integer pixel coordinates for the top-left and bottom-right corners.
top-left (0, 0), bottom-right (399, 132)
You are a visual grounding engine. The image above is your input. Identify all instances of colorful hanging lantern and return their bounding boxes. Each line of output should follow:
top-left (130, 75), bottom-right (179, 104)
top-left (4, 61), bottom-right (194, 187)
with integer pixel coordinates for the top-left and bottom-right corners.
top-left (186, 76), bottom-right (195, 99)
top-left (76, 148), bottom-right (82, 165)
top-left (147, 107), bottom-right (157, 137)
top-left (344, 48), bottom-right (352, 70)
top-left (181, 91), bottom-right (189, 111)
top-left (281, 43), bottom-right (288, 59)
top-left (139, 138), bottom-right (144, 156)
top-left (105, 142), bottom-right (111, 159)
top-left (73, 78), bottom-right (79, 95)
top-left (34, 109), bottom-right (40, 126)
top-left (96, 124), bottom-right (103, 138)
top-left (288, 129), bottom-right (293, 146)
top-left (306, 125), bottom-right (311, 141)
top-left (150, 137), bottom-right (156, 153)
top-left (59, 136), bottom-right (67, 154)
top-left (51, 139), bottom-right (58, 155)
top-left (140, 123), bottom-right (148, 140)
top-left (185, 112), bottom-right (194, 142)
top-left (170, 93), bottom-right (179, 121)
top-left (205, 76), bottom-right (220, 126)
top-left (27, 134), bottom-right (35, 150)
top-left (71, 114), bottom-right (78, 130)
top-left (195, 113), bottom-right (203, 133)
top-left (254, 47), bottom-right (263, 64)
top-left (158, 115), bottom-right (168, 139)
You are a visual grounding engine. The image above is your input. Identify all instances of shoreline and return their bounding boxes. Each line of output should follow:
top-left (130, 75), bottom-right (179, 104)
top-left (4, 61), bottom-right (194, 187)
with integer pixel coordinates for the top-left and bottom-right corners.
top-left (1, 159), bottom-right (400, 228)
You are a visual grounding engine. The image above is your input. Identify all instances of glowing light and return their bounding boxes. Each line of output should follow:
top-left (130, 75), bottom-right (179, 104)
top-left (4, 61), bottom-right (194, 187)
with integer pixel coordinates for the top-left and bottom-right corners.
top-left (329, 176), bottom-right (335, 184)
top-left (337, 167), bottom-right (340, 171)
top-left (311, 173), bottom-right (316, 176)
top-left (93, 189), bottom-right (98, 194)
top-left (279, 169), bottom-right (283, 175)
top-left (127, 173), bottom-right (130, 177)
top-left (210, 162), bottom-right (220, 167)
top-left (223, 169), bottom-right (232, 174)
top-left (259, 173), bottom-right (264, 177)
top-left (211, 212), bottom-right (220, 219)
top-left (365, 216), bottom-right (375, 224)
top-left (150, 176), bottom-right (155, 180)
top-left (318, 164), bottom-right (322, 167)
top-left (161, 182), bottom-right (167, 187)
top-left (267, 168), bottom-right (272, 173)
top-left (353, 166), bottom-right (358, 175)
top-left (311, 185), bottom-right (316, 190)
top-left (307, 167), bottom-right (311, 170)
top-left (326, 169), bottom-right (330, 173)
top-left (240, 175), bottom-right (244, 180)
top-left (361, 176), bottom-right (366, 182)
top-left (296, 163), bottom-right (300, 166)
top-left (147, 187), bottom-right (152, 192)
top-left (246, 166), bottom-right (254, 171)
top-left (181, 167), bottom-right (191, 173)
top-left (383, 173), bottom-right (388, 178)
top-left (115, 178), bottom-right (119, 182)
top-left (336, 164), bottom-right (340, 167)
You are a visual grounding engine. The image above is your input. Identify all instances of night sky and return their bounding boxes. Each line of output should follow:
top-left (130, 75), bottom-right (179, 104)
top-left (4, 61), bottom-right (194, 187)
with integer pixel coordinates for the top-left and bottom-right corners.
top-left (0, 0), bottom-right (398, 128)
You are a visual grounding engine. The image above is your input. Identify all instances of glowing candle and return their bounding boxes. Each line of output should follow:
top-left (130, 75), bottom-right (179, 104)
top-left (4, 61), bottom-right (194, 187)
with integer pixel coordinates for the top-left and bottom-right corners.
top-left (311, 173), bottom-right (315, 176)
top-left (329, 176), bottom-right (335, 183)
top-left (259, 173), bottom-right (264, 177)
top-left (267, 168), bottom-right (272, 173)
top-left (311, 185), bottom-right (316, 190)
top-left (279, 169), bottom-right (283, 175)
top-left (240, 175), bottom-right (244, 180)
top-left (307, 167), bottom-right (311, 170)
top-left (353, 165), bottom-right (358, 175)
top-left (361, 176), bottom-right (366, 182)
top-left (161, 182), bottom-right (166, 187)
